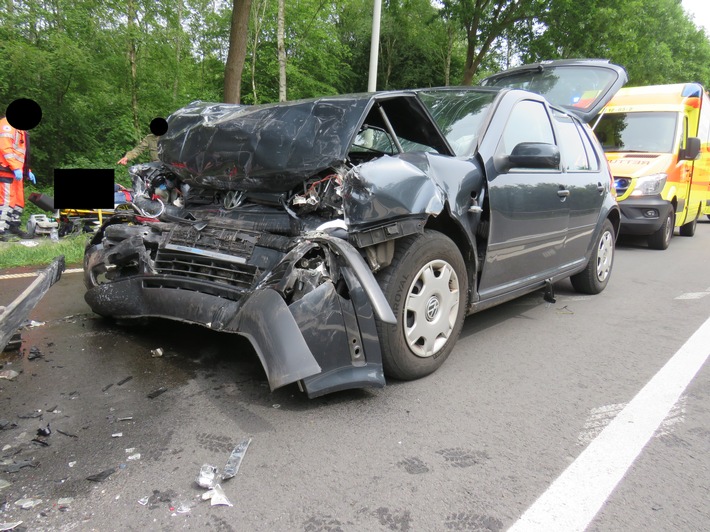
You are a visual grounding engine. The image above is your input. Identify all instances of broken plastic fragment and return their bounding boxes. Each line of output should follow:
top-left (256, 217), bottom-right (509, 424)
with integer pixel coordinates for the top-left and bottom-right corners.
top-left (150, 348), bottom-right (164, 357)
top-left (0, 521), bottom-right (23, 530)
top-left (202, 484), bottom-right (233, 507)
top-left (196, 464), bottom-right (218, 489)
top-left (147, 386), bottom-right (167, 399)
top-left (0, 370), bottom-right (19, 380)
top-left (127, 453), bottom-right (141, 461)
top-left (27, 346), bottom-right (42, 360)
top-left (86, 468), bottom-right (116, 482)
top-left (138, 496), bottom-right (149, 506)
top-left (57, 497), bottom-right (74, 507)
top-left (14, 497), bottom-right (42, 509)
top-left (37, 423), bottom-right (51, 437)
top-left (0, 479), bottom-right (10, 490)
top-left (112, 432), bottom-right (123, 438)
top-left (68, 461), bottom-right (76, 468)
top-left (222, 438), bottom-right (251, 480)
top-left (117, 376), bottom-right (133, 386)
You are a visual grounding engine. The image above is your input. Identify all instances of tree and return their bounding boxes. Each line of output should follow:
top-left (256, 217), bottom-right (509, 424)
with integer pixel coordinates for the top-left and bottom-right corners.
top-left (224, 0), bottom-right (252, 103)
top-left (437, 0), bottom-right (551, 85)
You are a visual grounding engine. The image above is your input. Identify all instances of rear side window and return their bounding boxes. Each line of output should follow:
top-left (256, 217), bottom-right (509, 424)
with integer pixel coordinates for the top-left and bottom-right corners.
top-left (552, 110), bottom-right (599, 171)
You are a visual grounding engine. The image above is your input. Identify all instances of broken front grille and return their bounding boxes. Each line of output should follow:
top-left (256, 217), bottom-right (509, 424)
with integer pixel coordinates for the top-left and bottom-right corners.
top-left (152, 220), bottom-right (262, 298)
top-left (154, 248), bottom-right (259, 296)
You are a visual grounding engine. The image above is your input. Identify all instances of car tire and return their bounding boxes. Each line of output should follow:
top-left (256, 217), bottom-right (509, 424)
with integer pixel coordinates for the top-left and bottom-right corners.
top-left (679, 207), bottom-right (699, 237)
top-left (570, 219), bottom-right (615, 295)
top-left (647, 210), bottom-right (674, 250)
top-left (375, 230), bottom-right (468, 380)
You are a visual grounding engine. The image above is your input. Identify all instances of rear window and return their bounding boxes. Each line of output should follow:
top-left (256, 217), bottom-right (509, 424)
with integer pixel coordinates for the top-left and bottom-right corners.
top-left (484, 66), bottom-right (619, 114)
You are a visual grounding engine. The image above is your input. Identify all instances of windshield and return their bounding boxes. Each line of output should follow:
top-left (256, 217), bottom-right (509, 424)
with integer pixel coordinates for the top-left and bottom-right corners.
top-left (418, 90), bottom-right (496, 156)
top-left (594, 111), bottom-right (678, 153)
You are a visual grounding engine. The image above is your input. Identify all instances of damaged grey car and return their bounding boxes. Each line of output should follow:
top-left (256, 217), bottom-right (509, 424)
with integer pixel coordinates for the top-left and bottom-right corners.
top-left (84, 59), bottom-right (627, 398)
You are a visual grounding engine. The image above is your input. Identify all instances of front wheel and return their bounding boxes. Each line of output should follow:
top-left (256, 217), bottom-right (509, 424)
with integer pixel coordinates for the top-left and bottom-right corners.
top-left (570, 219), bottom-right (615, 295)
top-left (375, 231), bottom-right (468, 380)
top-left (647, 210), bottom-right (674, 250)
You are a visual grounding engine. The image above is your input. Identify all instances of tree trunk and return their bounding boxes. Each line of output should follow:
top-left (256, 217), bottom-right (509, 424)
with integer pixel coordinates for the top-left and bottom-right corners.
top-left (224, 0), bottom-right (253, 104)
top-left (128, 0), bottom-right (139, 133)
top-left (277, 0), bottom-right (286, 102)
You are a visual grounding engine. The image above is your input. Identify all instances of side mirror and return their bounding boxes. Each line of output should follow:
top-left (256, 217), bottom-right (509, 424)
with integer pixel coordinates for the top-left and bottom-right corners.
top-left (507, 142), bottom-right (561, 170)
top-left (681, 137), bottom-right (701, 161)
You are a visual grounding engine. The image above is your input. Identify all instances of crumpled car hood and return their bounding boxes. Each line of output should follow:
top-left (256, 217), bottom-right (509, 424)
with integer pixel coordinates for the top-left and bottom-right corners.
top-left (159, 98), bottom-right (372, 192)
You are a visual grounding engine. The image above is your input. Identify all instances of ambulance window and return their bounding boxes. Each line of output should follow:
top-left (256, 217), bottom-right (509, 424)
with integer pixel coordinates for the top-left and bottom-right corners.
top-left (552, 109), bottom-right (597, 171)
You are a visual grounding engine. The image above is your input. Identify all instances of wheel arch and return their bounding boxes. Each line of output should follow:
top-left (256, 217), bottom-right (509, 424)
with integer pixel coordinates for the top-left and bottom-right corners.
top-left (423, 207), bottom-right (478, 310)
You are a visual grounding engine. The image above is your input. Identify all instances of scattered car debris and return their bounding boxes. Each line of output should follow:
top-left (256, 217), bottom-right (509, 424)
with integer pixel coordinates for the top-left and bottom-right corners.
top-left (2, 332), bottom-right (21, 352)
top-left (147, 387), bottom-right (167, 399)
top-left (14, 497), bottom-right (43, 510)
top-left (36, 424), bottom-right (51, 437)
top-left (27, 346), bottom-right (43, 360)
top-left (196, 464), bottom-right (217, 489)
top-left (118, 416), bottom-right (133, 422)
top-left (17, 411), bottom-right (41, 419)
top-left (111, 432), bottom-right (123, 438)
top-left (0, 521), bottom-right (23, 531)
top-left (141, 489), bottom-right (178, 510)
top-left (117, 376), bottom-right (133, 386)
top-left (0, 478), bottom-right (10, 490)
top-left (102, 383), bottom-right (114, 392)
top-left (46, 405), bottom-right (59, 413)
top-left (0, 370), bottom-right (19, 380)
top-left (127, 453), bottom-right (141, 461)
top-left (222, 438), bottom-right (251, 480)
top-left (1, 460), bottom-right (38, 473)
top-left (30, 438), bottom-right (49, 447)
top-left (86, 467), bottom-right (116, 482)
top-left (0, 256), bottom-right (65, 352)
top-left (202, 484), bottom-right (232, 507)
top-left (68, 461), bottom-right (76, 467)
top-left (57, 497), bottom-right (74, 509)
top-left (0, 420), bottom-right (17, 431)
top-left (56, 429), bottom-right (78, 439)
top-left (150, 347), bottom-right (164, 357)
top-left (24, 320), bottom-right (45, 328)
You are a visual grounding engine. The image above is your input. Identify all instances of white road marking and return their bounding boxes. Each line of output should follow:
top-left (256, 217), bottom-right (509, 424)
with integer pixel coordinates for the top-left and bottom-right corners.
top-left (675, 292), bottom-right (709, 300)
top-left (509, 315), bottom-right (710, 532)
top-left (0, 268), bottom-right (82, 280)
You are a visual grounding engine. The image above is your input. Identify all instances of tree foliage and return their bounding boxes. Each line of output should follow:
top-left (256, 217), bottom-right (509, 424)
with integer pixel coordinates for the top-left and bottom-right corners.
top-left (1, 0), bottom-right (709, 186)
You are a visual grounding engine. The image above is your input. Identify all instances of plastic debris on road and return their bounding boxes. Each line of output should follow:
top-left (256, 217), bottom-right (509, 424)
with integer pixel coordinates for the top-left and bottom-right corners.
top-left (151, 347), bottom-right (164, 357)
top-left (196, 464), bottom-right (218, 489)
top-left (14, 497), bottom-right (42, 509)
top-left (0, 370), bottom-right (19, 380)
top-left (0, 479), bottom-right (10, 490)
top-left (37, 423), bottom-right (51, 437)
top-left (0, 521), bottom-right (23, 530)
top-left (86, 468), bottom-right (116, 482)
top-left (222, 438), bottom-right (251, 480)
top-left (201, 484), bottom-right (233, 507)
top-left (147, 386), bottom-right (167, 399)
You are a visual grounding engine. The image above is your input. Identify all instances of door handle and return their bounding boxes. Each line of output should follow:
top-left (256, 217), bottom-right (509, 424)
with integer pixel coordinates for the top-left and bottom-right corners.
top-left (597, 182), bottom-right (605, 194)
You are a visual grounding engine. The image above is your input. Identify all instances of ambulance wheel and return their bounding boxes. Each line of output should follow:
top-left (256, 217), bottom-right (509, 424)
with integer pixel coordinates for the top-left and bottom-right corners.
top-left (679, 207), bottom-right (699, 237)
top-left (648, 210), bottom-right (674, 250)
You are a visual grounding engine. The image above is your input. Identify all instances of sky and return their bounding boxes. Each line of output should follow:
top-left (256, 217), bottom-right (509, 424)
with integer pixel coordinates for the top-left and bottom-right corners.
top-left (682, 0), bottom-right (710, 33)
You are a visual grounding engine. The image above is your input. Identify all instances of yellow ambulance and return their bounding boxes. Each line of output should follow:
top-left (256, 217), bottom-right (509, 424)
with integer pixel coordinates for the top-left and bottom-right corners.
top-left (594, 83), bottom-right (710, 249)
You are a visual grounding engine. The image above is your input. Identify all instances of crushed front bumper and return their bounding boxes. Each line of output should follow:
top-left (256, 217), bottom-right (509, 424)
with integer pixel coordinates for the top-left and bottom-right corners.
top-left (84, 227), bottom-right (395, 398)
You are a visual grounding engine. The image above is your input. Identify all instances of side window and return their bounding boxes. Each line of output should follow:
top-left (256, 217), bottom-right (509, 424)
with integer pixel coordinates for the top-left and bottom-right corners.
top-left (498, 100), bottom-right (555, 156)
top-left (698, 96), bottom-right (710, 146)
top-left (552, 110), bottom-right (598, 171)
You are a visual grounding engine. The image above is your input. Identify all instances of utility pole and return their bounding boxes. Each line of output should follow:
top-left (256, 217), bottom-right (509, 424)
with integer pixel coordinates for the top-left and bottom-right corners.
top-left (367, 0), bottom-right (382, 92)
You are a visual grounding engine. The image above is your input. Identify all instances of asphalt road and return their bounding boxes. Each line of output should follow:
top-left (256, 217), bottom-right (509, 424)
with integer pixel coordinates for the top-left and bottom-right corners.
top-left (1, 222), bottom-right (709, 532)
